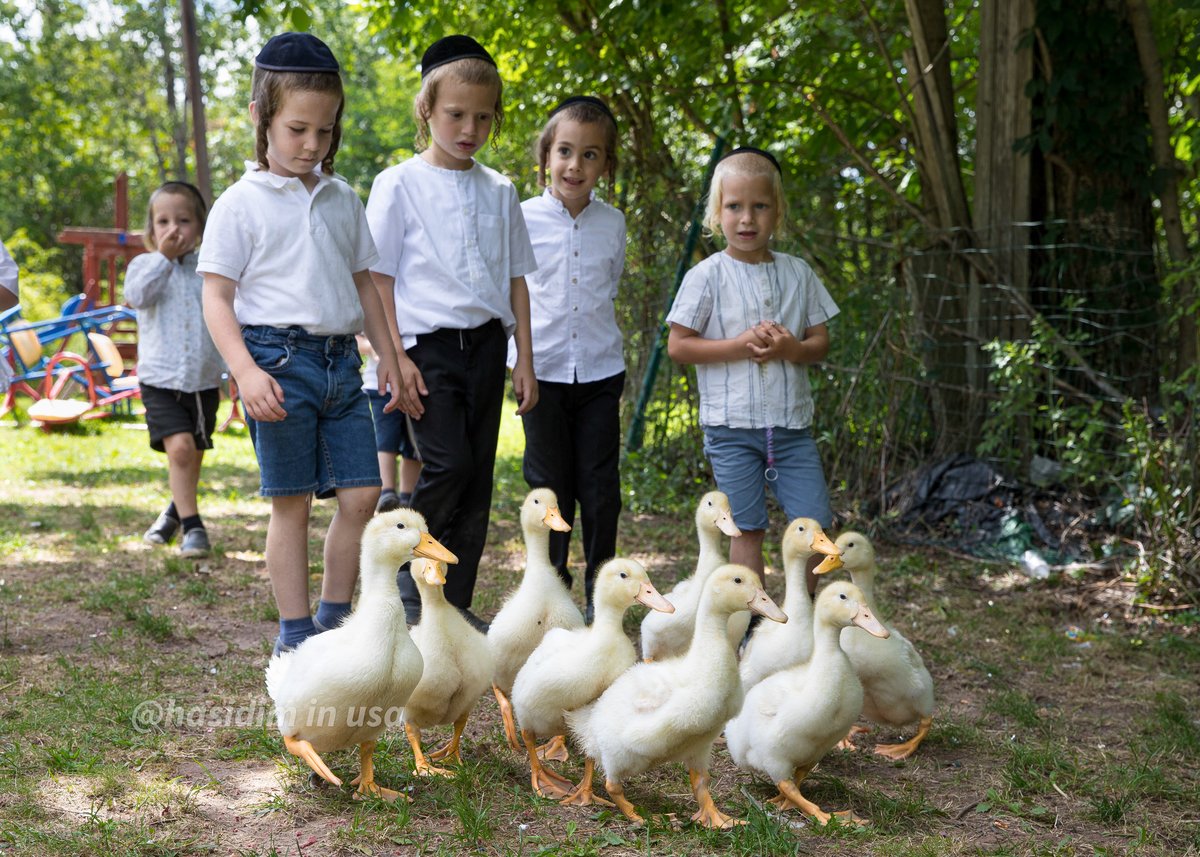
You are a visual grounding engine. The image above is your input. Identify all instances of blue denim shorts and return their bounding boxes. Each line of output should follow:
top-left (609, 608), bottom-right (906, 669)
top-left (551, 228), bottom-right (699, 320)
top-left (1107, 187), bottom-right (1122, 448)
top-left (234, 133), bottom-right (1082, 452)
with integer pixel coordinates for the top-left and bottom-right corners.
top-left (702, 424), bottom-right (832, 531)
top-left (242, 325), bottom-right (380, 498)
top-left (364, 389), bottom-right (417, 459)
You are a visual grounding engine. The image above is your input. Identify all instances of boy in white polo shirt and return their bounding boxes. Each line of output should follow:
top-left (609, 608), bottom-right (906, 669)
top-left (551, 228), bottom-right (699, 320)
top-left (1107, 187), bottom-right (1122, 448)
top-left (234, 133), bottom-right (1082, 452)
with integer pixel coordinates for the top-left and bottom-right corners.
top-left (199, 32), bottom-right (402, 655)
top-left (367, 35), bottom-right (538, 628)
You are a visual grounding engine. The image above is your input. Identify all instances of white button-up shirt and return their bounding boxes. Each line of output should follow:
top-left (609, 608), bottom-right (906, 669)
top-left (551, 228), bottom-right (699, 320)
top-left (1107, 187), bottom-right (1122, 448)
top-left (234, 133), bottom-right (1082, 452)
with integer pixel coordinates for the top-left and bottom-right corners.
top-left (123, 250), bottom-right (225, 391)
top-left (513, 188), bottom-right (626, 383)
top-left (667, 251), bottom-right (839, 430)
top-left (197, 163), bottom-right (379, 336)
top-left (366, 157), bottom-right (537, 350)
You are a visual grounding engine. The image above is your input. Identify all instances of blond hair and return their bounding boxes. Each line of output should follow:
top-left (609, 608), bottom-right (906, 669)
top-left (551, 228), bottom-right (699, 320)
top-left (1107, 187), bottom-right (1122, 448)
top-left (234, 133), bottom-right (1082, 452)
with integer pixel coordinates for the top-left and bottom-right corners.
top-left (413, 58), bottom-right (504, 151)
top-left (142, 182), bottom-right (207, 252)
top-left (251, 68), bottom-right (344, 175)
top-left (703, 151), bottom-right (787, 236)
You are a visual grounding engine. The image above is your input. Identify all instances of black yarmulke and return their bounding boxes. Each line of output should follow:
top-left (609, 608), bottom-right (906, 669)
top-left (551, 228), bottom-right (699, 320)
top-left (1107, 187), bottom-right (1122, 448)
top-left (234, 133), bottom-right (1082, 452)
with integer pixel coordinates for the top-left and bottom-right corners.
top-left (549, 95), bottom-right (617, 129)
top-left (719, 146), bottom-right (782, 174)
top-left (255, 33), bottom-right (340, 73)
top-left (420, 35), bottom-right (495, 78)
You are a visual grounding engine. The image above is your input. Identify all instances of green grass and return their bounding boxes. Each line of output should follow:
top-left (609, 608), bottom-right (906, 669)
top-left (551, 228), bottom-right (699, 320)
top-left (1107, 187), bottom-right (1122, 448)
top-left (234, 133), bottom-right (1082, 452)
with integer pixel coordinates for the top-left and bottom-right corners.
top-left (2, 408), bottom-right (1199, 854)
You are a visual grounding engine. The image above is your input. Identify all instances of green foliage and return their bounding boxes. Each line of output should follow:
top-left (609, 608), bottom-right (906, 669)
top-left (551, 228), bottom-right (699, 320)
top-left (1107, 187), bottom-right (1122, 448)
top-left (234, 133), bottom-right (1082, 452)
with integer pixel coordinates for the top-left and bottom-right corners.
top-left (2, 229), bottom-right (70, 321)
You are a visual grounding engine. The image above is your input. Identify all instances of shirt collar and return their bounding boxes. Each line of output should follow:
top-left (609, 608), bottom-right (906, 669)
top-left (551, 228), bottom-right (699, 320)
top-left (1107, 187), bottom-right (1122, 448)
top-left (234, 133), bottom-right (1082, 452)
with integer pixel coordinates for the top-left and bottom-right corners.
top-left (541, 185), bottom-right (596, 218)
top-left (241, 160), bottom-right (334, 190)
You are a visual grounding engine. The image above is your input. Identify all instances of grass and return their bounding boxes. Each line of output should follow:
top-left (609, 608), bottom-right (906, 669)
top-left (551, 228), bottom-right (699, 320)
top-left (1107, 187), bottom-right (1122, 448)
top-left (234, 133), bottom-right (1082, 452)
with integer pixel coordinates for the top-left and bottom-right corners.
top-left (1, 401), bottom-right (1199, 854)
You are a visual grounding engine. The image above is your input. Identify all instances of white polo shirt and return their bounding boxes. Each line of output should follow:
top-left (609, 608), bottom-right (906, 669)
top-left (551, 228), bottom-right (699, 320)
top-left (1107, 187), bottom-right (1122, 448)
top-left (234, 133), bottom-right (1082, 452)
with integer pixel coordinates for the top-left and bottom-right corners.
top-left (197, 163), bottom-right (379, 336)
top-left (511, 188), bottom-right (626, 383)
top-left (667, 251), bottom-right (839, 430)
top-left (366, 156), bottom-right (537, 350)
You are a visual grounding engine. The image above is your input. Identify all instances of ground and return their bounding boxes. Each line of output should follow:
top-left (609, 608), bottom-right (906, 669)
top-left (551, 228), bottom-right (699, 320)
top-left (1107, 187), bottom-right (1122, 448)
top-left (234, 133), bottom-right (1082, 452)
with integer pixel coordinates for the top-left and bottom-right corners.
top-left (0, 407), bottom-right (1197, 856)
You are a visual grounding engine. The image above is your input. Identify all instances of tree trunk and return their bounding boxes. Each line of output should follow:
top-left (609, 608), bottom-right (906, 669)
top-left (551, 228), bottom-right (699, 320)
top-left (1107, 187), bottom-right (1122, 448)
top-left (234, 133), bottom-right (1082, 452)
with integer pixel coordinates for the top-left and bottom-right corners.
top-left (179, 0), bottom-right (211, 204)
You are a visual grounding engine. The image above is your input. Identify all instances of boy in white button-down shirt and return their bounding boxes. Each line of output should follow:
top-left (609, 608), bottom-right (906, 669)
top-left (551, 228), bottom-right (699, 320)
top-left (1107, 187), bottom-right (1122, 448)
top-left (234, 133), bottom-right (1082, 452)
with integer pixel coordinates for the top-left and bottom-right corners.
top-left (199, 33), bottom-right (402, 656)
top-left (366, 35), bottom-right (538, 628)
top-left (514, 96), bottom-right (626, 622)
top-left (668, 147), bottom-right (839, 593)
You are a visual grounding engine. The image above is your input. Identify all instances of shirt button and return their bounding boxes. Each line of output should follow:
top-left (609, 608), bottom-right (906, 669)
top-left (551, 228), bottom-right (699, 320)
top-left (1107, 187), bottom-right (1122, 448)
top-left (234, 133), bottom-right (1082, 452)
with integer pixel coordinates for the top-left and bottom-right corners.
top-left (573, 305), bottom-right (578, 311)
top-left (573, 251), bottom-right (579, 257)
top-left (574, 225), bottom-right (579, 230)
top-left (572, 332), bottom-right (577, 338)
top-left (571, 277), bottom-right (577, 284)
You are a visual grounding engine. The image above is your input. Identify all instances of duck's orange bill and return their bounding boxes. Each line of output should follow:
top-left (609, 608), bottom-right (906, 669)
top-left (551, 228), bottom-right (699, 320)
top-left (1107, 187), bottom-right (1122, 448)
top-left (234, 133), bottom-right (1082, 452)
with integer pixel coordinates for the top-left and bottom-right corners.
top-left (414, 533), bottom-right (458, 565)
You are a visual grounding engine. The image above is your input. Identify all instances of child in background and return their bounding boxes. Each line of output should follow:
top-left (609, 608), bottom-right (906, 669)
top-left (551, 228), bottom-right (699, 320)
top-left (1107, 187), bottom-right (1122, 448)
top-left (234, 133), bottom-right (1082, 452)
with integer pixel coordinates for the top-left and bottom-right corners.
top-left (199, 33), bottom-right (402, 654)
top-left (667, 147), bottom-right (838, 588)
top-left (516, 96), bottom-right (625, 622)
top-left (356, 334), bottom-right (422, 513)
top-left (0, 239), bottom-right (19, 395)
top-left (367, 35), bottom-right (538, 628)
top-left (125, 181), bottom-right (226, 557)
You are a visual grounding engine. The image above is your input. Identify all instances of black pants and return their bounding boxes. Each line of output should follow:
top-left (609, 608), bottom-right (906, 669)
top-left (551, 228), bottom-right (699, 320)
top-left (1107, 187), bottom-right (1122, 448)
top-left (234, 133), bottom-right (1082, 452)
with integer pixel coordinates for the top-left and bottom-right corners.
top-left (520, 371), bottom-right (624, 611)
top-left (399, 320), bottom-right (506, 622)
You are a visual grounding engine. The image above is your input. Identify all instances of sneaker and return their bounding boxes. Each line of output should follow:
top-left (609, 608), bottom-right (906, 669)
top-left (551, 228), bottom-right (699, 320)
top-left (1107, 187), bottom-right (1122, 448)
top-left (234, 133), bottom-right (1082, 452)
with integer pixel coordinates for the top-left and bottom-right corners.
top-left (179, 527), bottom-right (211, 558)
top-left (143, 510), bottom-right (180, 545)
top-left (376, 489), bottom-right (402, 514)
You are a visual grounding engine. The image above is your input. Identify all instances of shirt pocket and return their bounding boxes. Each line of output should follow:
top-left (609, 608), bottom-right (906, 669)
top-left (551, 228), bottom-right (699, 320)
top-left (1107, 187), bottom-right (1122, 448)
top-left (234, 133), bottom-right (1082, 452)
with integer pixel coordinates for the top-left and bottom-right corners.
top-left (476, 214), bottom-right (505, 273)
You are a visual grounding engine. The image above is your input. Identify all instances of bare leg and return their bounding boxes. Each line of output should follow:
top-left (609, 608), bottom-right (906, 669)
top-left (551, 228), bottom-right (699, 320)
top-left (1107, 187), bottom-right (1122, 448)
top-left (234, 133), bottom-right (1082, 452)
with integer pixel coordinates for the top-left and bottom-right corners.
top-left (377, 451), bottom-right (398, 492)
top-left (267, 495), bottom-right (312, 620)
top-left (730, 529), bottom-right (766, 576)
top-left (322, 486), bottom-right (377, 604)
top-left (404, 722), bottom-right (452, 777)
top-left (521, 728), bottom-right (574, 798)
top-left (399, 456), bottom-right (422, 496)
top-left (493, 684), bottom-right (522, 751)
top-left (163, 433), bottom-right (202, 519)
top-left (874, 715), bottom-right (933, 760)
top-left (349, 740), bottom-right (402, 801)
top-left (283, 734), bottom-right (340, 786)
top-left (688, 768), bottom-right (744, 829)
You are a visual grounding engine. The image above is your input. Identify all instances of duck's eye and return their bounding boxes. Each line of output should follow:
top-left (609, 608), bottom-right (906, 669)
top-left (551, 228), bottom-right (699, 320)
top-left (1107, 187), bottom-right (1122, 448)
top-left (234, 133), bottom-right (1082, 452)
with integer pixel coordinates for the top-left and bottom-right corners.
top-left (734, 577), bottom-right (743, 584)
top-left (619, 572), bottom-right (628, 579)
top-left (395, 522), bottom-right (406, 530)
top-left (839, 593), bottom-right (847, 600)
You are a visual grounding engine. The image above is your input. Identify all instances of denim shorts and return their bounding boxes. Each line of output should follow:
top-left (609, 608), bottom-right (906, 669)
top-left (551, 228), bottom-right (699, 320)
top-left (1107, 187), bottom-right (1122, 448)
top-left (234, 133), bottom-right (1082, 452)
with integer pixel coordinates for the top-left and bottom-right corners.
top-left (242, 325), bottom-right (380, 498)
top-left (702, 424), bottom-right (832, 531)
top-left (364, 389), bottom-right (417, 459)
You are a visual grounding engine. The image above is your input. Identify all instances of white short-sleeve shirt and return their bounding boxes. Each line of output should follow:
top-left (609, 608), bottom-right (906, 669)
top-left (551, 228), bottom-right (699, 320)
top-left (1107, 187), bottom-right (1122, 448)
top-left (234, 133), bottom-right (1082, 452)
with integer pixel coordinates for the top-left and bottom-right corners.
top-left (510, 188), bottom-right (626, 383)
top-left (667, 251), bottom-right (839, 430)
top-left (366, 156), bottom-right (537, 350)
top-left (197, 163), bottom-right (379, 336)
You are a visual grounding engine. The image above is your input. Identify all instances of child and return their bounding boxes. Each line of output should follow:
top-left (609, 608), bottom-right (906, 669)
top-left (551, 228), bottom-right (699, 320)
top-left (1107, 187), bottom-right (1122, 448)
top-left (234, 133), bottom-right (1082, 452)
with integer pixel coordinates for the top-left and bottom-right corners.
top-left (198, 32), bottom-right (402, 654)
top-left (366, 34), bottom-right (538, 628)
top-left (125, 181), bottom-right (225, 557)
top-left (356, 335), bottom-right (422, 513)
top-left (515, 96), bottom-right (625, 622)
top-left (0, 239), bottom-right (18, 395)
top-left (666, 146), bottom-right (839, 586)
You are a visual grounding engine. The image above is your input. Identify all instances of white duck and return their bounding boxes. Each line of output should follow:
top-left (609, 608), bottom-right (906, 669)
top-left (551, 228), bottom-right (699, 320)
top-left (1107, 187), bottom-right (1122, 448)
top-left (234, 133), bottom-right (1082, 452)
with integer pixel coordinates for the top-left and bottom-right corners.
top-left (836, 531), bottom-right (935, 760)
top-left (488, 488), bottom-right (582, 752)
top-left (640, 491), bottom-right (742, 661)
top-left (265, 509), bottom-right (457, 800)
top-left (726, 581), bottom-right (889, 825)
top-left (568, 564), bottom-right (786, 828)
top-left (739, 517), bottom-right (842, 691)
top-left (511, 557), bottom-right (673, 805)
top-left (402, 558), bottom-right (495, 776)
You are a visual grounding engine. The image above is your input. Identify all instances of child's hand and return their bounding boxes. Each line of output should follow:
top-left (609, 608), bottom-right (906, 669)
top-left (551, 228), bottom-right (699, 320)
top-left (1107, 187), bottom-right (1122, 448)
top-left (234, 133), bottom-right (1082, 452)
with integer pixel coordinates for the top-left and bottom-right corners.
top-left (375, 353), bottom-right (403, 414)
top-left (512, 360), bottom-right (539, 416)
top-left (746, 321), bottom-right (800, 363)
top-left (157, 227), bottom-right (193, 262)
top-left (393, 352), bottom-right (428, 419)
top-left (237, 367), bottom-right (287, 422)
top-left (735, 324), bottom-right (772, 356)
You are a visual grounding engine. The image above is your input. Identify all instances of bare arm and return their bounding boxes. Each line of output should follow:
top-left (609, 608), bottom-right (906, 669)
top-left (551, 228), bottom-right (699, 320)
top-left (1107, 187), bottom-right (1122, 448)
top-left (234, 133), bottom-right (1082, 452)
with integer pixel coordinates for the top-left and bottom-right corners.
top-left (508, 275), bottom-right (538, 415)
top-left (370, 271), bottom-right (427, 418)
top-left (201, 273), bottom-right (287, 422)
top-left (667, 321), bottom-right (770, 365)
top-left (354, 269), bottom-right (401, 413)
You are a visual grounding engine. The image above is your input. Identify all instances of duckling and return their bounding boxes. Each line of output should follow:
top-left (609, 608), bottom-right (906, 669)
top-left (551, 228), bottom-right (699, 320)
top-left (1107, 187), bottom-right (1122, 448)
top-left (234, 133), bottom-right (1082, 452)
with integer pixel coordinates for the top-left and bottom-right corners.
top-left (402, 558), bottom-right (495, 777)
top-left (488, 488), bottom-right (582, 752)
top-left (568, 564), bottom-right (786, 828)
top-left (511, 558), bottom-right (674, 805)
top-left (836, 531), bottom-right (935, 760)
top-left (726, 581), bottom-right (889, 826)
top-left (739, 517), bottom-right (841, 691)
top-left (265, 509), bottom-right (457, 800)
top-left (640, 491), bottom-right (743, 661)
